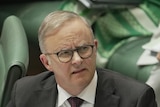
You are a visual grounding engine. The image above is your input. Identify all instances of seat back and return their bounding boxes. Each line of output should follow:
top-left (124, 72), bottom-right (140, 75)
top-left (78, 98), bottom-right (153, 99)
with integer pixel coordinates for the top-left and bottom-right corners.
top-left (106, 36), bottom-right (160, 106)
top-left (0, 15), bottom-right (29, 107)
top-left (106, 36), bottom-right (154, 82)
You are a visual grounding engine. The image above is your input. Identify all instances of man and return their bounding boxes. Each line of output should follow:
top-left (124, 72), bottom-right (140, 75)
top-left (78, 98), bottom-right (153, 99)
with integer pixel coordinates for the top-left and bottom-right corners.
top-left (7, 10), bottom-right (157, 107)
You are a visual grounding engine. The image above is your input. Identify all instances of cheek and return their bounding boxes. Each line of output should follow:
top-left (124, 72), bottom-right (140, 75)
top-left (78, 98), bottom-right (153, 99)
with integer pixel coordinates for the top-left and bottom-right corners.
top-left (85, 54), bottom-right (96, 69)
top-left (90, 53), bottom-right (97, 67)
top-left (48, 55), bottom-right (71, 74)
top-left (50, 60), bottom-right (70, 75)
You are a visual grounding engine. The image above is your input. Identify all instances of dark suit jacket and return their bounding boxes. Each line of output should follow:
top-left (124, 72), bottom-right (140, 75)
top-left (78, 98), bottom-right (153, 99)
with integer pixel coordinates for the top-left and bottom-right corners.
top-left (7, 68), bottom-right (157, 107)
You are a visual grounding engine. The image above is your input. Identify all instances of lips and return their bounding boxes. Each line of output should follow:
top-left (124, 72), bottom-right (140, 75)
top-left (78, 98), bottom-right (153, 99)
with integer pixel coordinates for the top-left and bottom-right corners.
top-left (72, 68), bottom-right (85, 74)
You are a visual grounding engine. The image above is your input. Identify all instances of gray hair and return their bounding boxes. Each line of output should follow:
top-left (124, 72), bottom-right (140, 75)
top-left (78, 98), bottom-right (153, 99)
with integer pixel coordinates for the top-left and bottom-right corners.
top-left (38, 10), bottom-right (94, 53)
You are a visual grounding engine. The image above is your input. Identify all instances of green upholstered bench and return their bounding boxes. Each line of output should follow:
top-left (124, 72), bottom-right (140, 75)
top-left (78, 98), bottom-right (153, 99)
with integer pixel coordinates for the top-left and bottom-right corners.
top-left (106, 36), bottom-right (155, 82)
top-left (0, 1), bottom-right (64, 43)
top-left (105, 36), bottom-right (160, 107)
top-left (0, 15), bottom-right (29, 107)
top-left (0, 0), bottom-right (64, 75)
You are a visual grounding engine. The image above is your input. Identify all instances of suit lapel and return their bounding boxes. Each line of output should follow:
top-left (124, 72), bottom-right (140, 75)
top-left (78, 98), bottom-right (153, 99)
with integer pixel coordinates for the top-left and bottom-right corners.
top-left (30, 75), bottom-right (58, 107)
top-left (32, 87), bottom-right (57, 107)
top-left (94, 69), bottom-right (120, 107)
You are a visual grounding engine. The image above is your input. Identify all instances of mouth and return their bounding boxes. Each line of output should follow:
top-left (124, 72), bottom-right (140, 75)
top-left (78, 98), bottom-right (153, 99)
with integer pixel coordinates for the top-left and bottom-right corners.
top-left (72, 68), bottom-right (86, 74)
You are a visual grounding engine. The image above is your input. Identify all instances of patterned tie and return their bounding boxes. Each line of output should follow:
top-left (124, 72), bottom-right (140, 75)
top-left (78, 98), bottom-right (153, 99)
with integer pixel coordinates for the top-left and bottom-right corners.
top-left (68, 97), bottom-right (84, 107)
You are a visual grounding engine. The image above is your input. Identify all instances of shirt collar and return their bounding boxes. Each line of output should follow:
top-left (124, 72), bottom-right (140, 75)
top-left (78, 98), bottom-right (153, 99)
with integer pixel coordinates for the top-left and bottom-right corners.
top-left (57, 70), bottom-right (97, 106)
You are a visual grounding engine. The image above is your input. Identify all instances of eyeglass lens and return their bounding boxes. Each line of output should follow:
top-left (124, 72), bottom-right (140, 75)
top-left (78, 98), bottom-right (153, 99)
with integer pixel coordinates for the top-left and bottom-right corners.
top-left (57, 45), bottom-right (94, 63)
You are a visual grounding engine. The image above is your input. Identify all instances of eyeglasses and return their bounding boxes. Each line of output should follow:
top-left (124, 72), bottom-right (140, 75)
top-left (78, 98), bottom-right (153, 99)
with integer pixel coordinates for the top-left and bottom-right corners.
top-left (45, 45), bottom-right (94, 63)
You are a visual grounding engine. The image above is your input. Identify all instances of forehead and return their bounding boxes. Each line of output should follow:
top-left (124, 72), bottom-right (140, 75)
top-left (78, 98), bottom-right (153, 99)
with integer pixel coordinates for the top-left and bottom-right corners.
top-left (44, 19), bottom-right (93, 50)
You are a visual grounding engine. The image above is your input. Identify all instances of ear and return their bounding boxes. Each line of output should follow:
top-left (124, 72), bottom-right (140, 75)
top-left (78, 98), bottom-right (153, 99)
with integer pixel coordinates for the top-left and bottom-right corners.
top-left (94, 39), bottom-right (98, 49)
top-left (40, 54), bottom-right (53, 71)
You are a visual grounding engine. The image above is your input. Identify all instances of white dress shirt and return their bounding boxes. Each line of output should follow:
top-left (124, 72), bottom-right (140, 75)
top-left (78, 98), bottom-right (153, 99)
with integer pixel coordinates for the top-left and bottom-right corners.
top-left (56, 71), bottom-right (98, 107)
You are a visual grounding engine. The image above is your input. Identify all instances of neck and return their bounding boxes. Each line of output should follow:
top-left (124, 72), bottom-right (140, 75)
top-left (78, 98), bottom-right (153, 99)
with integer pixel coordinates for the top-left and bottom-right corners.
top-left (63, 85), bottom-right (86, 96)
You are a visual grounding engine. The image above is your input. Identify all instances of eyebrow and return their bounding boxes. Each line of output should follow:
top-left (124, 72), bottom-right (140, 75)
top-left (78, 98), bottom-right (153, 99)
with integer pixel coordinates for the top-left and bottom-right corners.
top-left (58, 44), bottom-right (92, 51)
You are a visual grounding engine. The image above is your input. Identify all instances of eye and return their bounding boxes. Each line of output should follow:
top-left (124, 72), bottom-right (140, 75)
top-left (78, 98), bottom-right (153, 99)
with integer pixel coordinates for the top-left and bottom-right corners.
top-left (78, 46), bottom-right (90, 53)
top-left (58, 50), bottom-right (72, 57)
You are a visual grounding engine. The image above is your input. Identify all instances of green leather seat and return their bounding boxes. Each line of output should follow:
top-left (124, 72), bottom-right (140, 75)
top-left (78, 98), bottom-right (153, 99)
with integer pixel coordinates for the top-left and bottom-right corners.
top-left (0, 15), bottom-right (29, 107)
top-left (0, 1), bottom-right (64, 75)
top-left (0, 1), bottom-right (64, 43)
top-left (106, 36), bottom-right (155, 82)
top-left (106, 36), bottom-right (160, 106)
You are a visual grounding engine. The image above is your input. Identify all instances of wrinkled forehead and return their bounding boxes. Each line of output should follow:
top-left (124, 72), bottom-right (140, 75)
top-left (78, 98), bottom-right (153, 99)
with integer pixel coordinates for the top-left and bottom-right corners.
top-left (44, 19), bottom-right (94, 51)
top-left (46, 18), bottom-right (93, 36)
top-left (46, 19), bottom-right (94, 41)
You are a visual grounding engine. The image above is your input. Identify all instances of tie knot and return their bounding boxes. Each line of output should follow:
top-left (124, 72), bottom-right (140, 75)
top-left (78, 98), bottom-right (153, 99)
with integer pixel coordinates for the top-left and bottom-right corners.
top-left (68, 97), bottom-right (84, 107)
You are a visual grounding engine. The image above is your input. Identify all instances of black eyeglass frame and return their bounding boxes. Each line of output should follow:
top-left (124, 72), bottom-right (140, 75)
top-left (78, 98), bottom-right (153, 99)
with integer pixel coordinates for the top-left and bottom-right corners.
top-left (45, 45), bottom-right (95, 63)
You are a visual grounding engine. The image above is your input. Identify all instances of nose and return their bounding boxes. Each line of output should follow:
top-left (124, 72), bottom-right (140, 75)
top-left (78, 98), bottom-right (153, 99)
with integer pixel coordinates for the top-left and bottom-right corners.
top-left (71, 51), bottom-right (83, 65)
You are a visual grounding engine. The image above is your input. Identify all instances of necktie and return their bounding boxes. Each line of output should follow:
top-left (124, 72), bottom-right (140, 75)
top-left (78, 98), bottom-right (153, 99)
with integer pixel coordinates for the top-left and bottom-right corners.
top-left (68, 97), bottom-right (84, 107)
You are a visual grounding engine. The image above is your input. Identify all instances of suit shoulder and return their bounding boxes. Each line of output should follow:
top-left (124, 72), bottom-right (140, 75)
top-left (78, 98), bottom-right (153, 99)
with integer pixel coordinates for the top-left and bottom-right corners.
top-left (20, 71), bottom-right (53, 81)
top-left (96, 67), bottom-right (150, 90)
top-left (96, 68), bottom-right (157, 107)
top-left (15, 71), bottom-right (55, 90)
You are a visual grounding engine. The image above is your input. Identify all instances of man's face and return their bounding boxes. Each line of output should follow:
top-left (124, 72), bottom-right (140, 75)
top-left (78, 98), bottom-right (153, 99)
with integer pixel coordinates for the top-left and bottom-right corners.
top-left (40, 19), bottom-right (98, 94)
